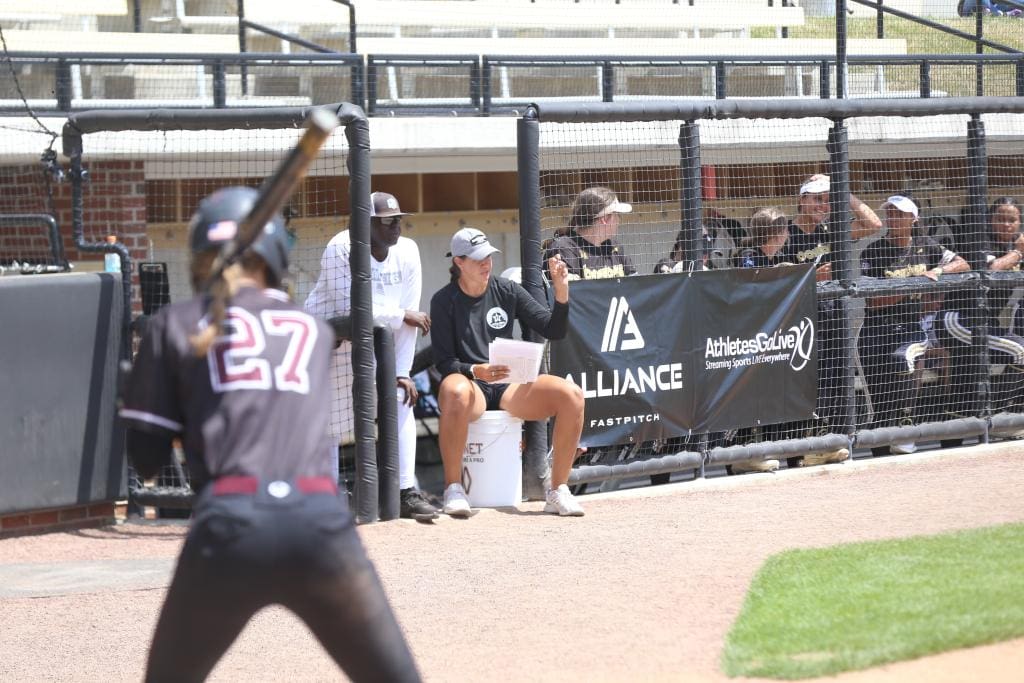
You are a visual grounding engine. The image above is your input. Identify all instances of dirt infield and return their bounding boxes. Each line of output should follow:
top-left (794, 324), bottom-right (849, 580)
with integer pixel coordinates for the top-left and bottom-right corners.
top-left (2, 443), bottom-right (1023, 682)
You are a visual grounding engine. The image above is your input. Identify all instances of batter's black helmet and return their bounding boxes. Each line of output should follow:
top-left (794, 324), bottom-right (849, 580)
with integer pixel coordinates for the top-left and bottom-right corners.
top-left (187, 186), bottom-right (290, 285)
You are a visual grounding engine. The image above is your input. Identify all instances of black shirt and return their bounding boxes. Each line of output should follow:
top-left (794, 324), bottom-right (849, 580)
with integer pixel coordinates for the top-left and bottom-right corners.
top-left (860, 235), bottom-right (949, 324)
top-left (430, 277), bottom-right (569, 378)
top-left (120, 287), bottom-right (337, 483)
top-left (781, 221), bottom-right (833, 272)
top-left (735, 246), bottom-right (788, 269)
top-left (544, 230), bottom-right (636, 280)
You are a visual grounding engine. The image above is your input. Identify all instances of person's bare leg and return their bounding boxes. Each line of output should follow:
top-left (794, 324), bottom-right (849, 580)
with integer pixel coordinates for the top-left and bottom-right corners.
top-left (501, 376), bottom-right (584, 488)
top-left (436, 374), bottom-right (487, 486)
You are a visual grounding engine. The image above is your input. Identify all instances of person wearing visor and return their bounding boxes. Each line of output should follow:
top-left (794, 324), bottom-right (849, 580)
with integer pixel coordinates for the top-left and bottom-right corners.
top-left (859, 195), bottom-right (970, 456)
top-left (305, 191), bottom-right (437, 521)
top-left (430, 227), bottom-right (586, 517)
top-left (544, 186), bottom-right (637, 281)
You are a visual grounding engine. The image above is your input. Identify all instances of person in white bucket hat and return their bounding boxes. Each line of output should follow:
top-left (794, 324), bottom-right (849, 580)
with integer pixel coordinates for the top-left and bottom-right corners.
top-left (858, 194), bottom-right (970, 457)
top-left (430, 227), bottom-right (586, 518)
top-left (544, 186), bottom-right (637, 281)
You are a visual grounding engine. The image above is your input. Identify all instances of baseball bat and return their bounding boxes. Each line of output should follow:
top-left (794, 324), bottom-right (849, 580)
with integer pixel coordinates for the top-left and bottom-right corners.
top-left (204, 107), bottom-right (340, 286)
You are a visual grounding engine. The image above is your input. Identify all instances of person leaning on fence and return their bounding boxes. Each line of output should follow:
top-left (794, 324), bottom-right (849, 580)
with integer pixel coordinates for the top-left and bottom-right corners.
top-left (858, 195), bottom-right (971, 457)
top-left (544, 186), bottom-right (637, 281)
top-left (939, 197), bottom-right (1024, 434)
top-left (119, 187), bottom-right (422, 682)
top-left (779, 174), bottom-right (883, 467)
top-left (735, 206), bottom-right (791, 269)
top-left (655, 226), bottom-right (717, 273)
top-left (304, 191), bottom-right (438, 521)
top-left (430, 227), bottom-right (586, 517)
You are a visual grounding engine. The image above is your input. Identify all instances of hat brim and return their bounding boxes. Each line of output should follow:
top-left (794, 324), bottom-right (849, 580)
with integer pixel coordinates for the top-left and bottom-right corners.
top-left (372, 210), bottom-right (412, 218)
top-left (880, 199), bottom-right (918, 218)
top-left (799, 179), bottom-right (830, 195)
top-left (460, 244), bottom-right (500, 260)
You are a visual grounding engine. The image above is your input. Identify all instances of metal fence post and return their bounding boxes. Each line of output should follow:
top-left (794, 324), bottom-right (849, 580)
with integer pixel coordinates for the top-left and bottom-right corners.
top-left (827, 121), bottom-right (856, 438)
top-left (517, 110), bottom-right (550, 501)
top-left (374, 325), bottom-right (400, 521)
top-left (967, 114), bottom-right (991, 430)
top-left (212, 61), bottom-right (227, 108)
top-left (678, 121), bottom-right (703, 267)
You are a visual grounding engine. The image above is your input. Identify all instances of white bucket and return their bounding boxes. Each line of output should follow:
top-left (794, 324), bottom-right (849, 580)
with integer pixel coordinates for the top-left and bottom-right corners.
top-left (462, 410), bottom-right (523, 507)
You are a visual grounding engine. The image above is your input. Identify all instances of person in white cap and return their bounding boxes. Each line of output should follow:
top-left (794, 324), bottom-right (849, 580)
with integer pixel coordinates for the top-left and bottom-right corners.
top-left (430, 227), bottom-right (586, 517)
top-left (544, 186), bottom-right (636, 281)
top-left (858, 194), bottom-right (970, 456)
top-left (772, 174), bottom-right (883, 468)
top-left (305, 191), bottom-right (438, 521)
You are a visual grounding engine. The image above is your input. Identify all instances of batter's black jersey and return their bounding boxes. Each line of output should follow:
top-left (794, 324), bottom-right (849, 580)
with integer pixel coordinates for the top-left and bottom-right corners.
top-left (781, 222), bottom-right (833, 272)
top-left (860, 235), bottom-right (950, 324)
top-left (430, 277), bottom-right (568, 378)
top-left (120, 286), bottom-right (337, 484)
top-left (544, 231), bottom-right (636, 280)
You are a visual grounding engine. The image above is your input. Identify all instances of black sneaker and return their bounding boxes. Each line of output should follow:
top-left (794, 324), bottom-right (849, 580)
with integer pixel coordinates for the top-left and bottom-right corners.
top-left (400, 487), bottom-right (439, 522)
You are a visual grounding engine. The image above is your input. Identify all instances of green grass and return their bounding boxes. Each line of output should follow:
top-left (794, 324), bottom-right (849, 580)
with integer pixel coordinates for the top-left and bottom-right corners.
top-left (721, 522), bottom-right (1024, 679)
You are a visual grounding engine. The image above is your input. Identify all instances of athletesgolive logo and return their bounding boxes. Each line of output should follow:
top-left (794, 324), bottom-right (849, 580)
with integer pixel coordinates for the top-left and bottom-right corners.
top-left (704, 317), bottom-right (815, 372)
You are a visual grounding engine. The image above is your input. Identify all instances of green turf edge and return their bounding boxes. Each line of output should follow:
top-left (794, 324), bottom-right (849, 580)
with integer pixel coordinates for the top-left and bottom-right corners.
top-left (721, 522), bottom-right (1024, 679)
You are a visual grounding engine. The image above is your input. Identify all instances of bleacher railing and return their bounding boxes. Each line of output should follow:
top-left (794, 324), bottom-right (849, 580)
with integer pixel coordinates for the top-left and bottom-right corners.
top-left (3, 51), bottom-right (1022, 116)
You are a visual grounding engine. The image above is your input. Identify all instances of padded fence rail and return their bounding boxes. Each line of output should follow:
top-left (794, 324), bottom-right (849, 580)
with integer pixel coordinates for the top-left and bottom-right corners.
top-left (59, 103), bottom-right (390, 523)
top-left (518, 97), bottom-right (1024, 486)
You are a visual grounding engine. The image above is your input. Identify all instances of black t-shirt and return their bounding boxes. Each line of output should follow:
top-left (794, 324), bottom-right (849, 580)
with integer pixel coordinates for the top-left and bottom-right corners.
top-left (544, 230), bottom-right (636, 280)
top-left (984, 244), bottom-right (1021, 323)
top-left (430, 277), bottom-right (568, 378)
top-left (860, 235), bottom-right (949, 325)
top-left (120, 286), bottom-right (337, 483)
top-left (735, 246), bottom-right (788, 269)
top-left (781, 221), bottom-right (833, 272)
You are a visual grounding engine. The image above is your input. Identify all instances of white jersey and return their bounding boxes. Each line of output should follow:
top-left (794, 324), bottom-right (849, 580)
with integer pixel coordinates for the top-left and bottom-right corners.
top-left (305, 231), bottom-right (422, 438)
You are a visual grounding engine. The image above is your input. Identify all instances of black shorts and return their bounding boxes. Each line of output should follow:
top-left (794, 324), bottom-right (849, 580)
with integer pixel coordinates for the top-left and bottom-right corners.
top-left (475, 379), bottom-right (509, 411)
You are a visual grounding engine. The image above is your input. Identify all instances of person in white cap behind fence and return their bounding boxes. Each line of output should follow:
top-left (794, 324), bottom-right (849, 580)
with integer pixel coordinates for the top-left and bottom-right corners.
top-left (430, 227), bottom-right (586, 517)
top-left (858, 194), bottom-right (970, 456)
top-left (774, 174), bottom-right (883, 468)
top-left (544, 186), bottom-right (637, 281)
top-left (305, 191), bottom-right (438, 521)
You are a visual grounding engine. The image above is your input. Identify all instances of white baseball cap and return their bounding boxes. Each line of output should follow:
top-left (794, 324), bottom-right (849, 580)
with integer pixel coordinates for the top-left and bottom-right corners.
top-left (799, 177), bottom-right (830, 195)
top-left (881, 195), bottom-right (919, 218)
top-left (447, 227), bottom-right (501, 260)
top-left (595, 198), bottom-right (633, 218)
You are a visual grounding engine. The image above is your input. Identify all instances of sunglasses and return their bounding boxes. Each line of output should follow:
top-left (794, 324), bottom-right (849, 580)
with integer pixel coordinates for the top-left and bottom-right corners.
top-left (376, 216), bottom-right (402, 228)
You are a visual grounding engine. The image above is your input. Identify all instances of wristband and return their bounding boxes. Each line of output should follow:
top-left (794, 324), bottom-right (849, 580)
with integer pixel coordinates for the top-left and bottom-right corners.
top-left (933, 266), bottom-right (944, 277)
top-left (1012, 249), bottom-right (1024, 261)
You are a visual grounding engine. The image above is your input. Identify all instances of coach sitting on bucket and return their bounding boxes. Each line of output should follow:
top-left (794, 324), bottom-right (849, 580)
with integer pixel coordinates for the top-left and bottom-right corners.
top-left (430, 227), bottom-right (586, 518)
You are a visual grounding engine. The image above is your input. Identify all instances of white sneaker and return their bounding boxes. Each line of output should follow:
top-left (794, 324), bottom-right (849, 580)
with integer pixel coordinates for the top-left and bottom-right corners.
top-left (443, 483), bottom-right (472, 518)
top-left (802, 448), bottom-right (850, 466)
top-left (544, 484), bottom-right (585, 517)
top-left (891, 442), bottom-right (917, 454)
top-left (730, 458), bottom-right (780, 474)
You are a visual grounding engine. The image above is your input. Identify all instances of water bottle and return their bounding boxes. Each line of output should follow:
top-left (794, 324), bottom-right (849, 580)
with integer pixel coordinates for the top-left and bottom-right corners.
top-left (104, 235), bottom-right (120, 273)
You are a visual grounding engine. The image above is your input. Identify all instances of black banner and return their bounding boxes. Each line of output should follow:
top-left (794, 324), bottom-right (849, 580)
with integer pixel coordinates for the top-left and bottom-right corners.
top-left (549, 265), bottom-right (817, 446)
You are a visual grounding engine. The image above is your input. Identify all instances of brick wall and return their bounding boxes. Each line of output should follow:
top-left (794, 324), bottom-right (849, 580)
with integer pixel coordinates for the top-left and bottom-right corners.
top-left (0, 502), bottom-right (120, 537)
top-left (0, 160), bottom-right (150, 310)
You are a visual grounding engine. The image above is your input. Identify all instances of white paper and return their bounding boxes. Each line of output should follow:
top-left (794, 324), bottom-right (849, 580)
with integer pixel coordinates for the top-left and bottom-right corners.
top-left (487, 338), bottom-right (545, 384)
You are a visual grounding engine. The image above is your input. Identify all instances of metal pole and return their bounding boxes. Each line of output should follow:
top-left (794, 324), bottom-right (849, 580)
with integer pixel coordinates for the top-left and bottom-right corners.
top-left (374, 326), bottom-right (400, 521)
top-left (238, 0), bottom-right (249, 96)
top-left (827, 121), bottom-right (855, 437)
top-left (976, 10), bottom-right (984, 97)
top-left (678, 121), bottom-right (703, 267)
top-left (836, 0), bottom-right (848, 99)
top-left (517, 111), bottom-right (550, 501)
top-left (967, 115), bottom-right (990, 432)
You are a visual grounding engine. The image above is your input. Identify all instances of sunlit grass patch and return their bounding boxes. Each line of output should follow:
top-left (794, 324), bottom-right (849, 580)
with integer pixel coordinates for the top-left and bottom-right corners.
top-left (722, 523), bottom-right (1024, 679)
